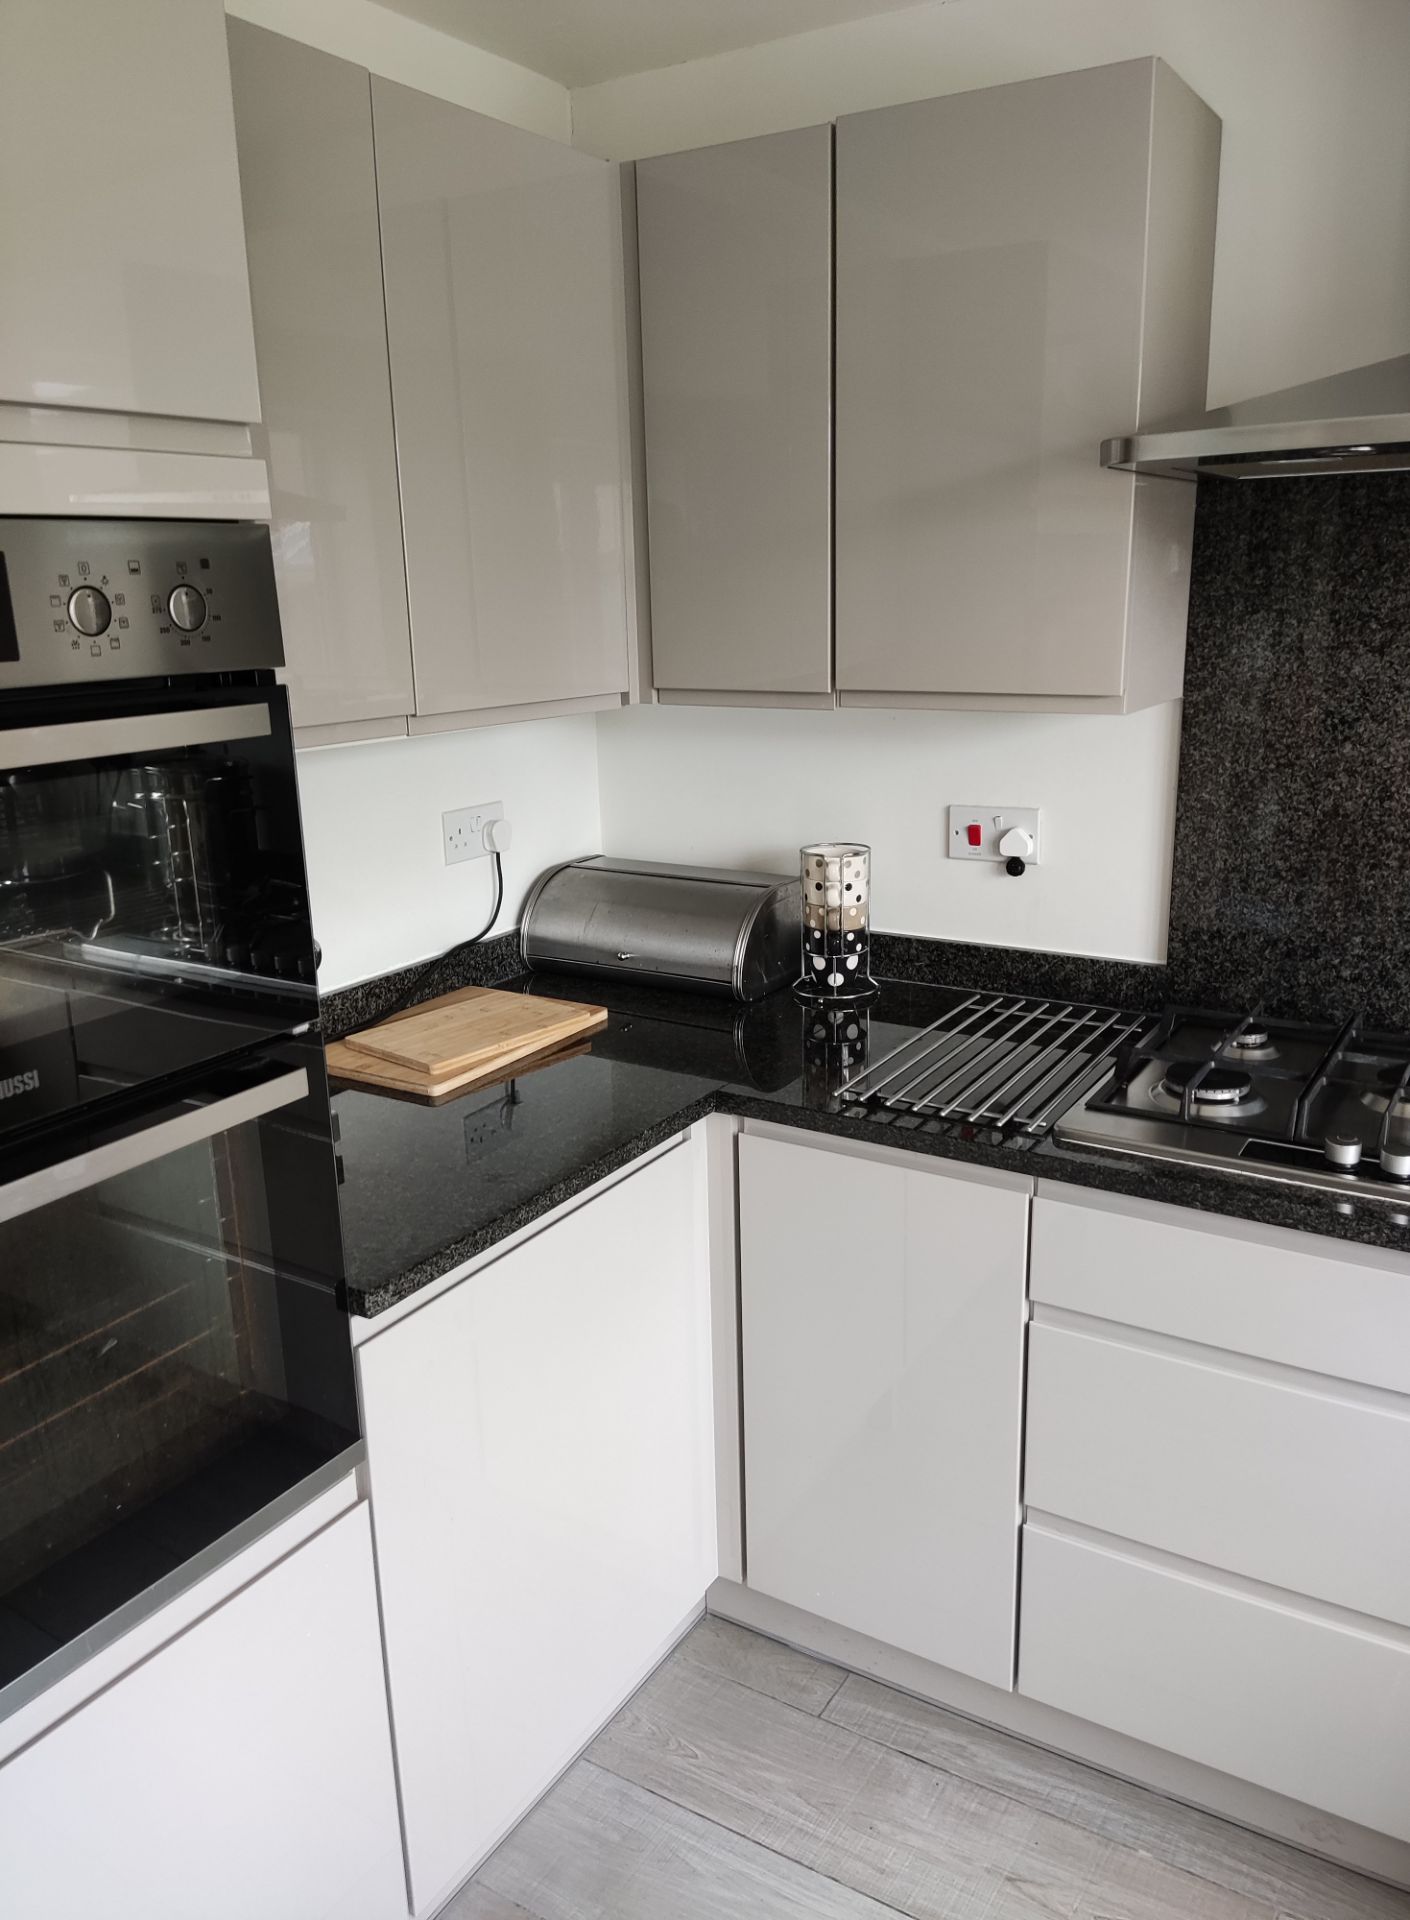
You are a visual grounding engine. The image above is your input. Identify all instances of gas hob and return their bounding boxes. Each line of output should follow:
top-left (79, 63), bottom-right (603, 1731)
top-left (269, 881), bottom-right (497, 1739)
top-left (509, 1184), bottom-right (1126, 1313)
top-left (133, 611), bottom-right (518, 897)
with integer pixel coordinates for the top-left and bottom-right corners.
top-left (1056, 1006), bottom-right (1410, 1204)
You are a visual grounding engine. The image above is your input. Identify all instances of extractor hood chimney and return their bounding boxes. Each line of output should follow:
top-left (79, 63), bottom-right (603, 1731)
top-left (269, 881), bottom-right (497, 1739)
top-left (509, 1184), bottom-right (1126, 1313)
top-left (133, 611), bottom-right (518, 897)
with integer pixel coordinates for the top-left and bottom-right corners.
top-left (1102, 353), bottom-right (1410, 480)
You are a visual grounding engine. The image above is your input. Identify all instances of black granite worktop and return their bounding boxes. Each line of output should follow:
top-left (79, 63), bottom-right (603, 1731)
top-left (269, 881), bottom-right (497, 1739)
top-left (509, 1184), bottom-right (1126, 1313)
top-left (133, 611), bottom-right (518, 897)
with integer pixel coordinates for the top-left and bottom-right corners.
top-left (331, 968), bottom-right (1410, 1319)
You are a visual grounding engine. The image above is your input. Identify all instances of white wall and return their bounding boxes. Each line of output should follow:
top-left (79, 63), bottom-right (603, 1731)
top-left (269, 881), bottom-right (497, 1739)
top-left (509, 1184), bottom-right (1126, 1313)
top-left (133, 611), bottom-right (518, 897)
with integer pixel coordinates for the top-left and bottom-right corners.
top-left (596, 702), bottom-right (1181, 963)
top-left (572, 0), bottom-right (1410, 408)
top-left (224, 0), bottom-right (570, 140)
top-left (297, 721), bottom-right (600, 990)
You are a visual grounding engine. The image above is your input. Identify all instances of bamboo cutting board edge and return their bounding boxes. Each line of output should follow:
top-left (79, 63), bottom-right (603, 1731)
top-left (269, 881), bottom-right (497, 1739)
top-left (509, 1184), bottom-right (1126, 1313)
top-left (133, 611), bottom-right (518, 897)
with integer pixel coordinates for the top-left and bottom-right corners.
top-left (341, 985), bottom-right (607, 1080)
top-left (326, 1033), bottom-right (593, 1104)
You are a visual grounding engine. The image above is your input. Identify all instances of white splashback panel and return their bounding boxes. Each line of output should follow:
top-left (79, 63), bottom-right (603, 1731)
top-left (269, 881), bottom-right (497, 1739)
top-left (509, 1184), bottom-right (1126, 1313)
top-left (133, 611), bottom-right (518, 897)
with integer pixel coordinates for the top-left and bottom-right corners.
top-left (596, 701), bottom-right (1181, 963)
top-left (297, 716), bottom-right (601, 990)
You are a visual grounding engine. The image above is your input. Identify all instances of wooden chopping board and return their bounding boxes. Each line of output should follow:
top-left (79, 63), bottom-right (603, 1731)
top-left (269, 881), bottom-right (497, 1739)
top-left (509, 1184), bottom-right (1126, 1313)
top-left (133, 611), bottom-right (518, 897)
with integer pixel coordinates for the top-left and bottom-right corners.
top-left (340, 984), bottom-right (607, 1085)
top-left (326, 1030), bottom-right (592, 1104)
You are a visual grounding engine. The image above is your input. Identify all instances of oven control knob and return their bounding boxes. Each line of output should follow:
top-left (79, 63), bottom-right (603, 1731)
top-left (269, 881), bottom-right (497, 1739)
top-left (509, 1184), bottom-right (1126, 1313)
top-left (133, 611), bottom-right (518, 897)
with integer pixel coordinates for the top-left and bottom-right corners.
top-left (1324, 1132), bottom-right (1363, 1169)
top-left (67, 584), bottom-right (111, 636)
top-left (168, 583), bottom-right (207, 632)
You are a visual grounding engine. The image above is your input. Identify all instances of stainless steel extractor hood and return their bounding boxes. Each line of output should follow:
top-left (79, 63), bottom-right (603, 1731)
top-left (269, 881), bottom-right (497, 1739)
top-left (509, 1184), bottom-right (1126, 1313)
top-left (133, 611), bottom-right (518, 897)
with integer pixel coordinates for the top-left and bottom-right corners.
top-left (1102, 353), bottom-right (1410, 480)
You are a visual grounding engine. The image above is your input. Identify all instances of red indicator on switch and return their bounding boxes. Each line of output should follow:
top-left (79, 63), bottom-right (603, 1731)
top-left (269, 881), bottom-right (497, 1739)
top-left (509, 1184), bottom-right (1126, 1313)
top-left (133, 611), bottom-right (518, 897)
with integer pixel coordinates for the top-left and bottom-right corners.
top-left (966, 823), bottom-right (983, 847)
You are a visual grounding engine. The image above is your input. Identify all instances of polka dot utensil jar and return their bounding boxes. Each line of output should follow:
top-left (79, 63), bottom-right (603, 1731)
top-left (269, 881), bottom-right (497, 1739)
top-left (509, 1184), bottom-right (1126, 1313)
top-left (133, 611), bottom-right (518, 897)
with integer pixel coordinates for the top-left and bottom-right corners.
top-left (796, 842), bottom-right (879, 1004)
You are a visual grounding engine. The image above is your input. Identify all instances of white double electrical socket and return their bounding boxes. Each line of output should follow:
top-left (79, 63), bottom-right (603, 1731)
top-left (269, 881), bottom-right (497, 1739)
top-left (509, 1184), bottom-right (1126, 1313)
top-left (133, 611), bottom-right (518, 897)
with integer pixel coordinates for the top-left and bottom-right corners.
top-left (442, 799), bottom-right (505, 866)
top-left (947, 805), bottom-right (1042, 865)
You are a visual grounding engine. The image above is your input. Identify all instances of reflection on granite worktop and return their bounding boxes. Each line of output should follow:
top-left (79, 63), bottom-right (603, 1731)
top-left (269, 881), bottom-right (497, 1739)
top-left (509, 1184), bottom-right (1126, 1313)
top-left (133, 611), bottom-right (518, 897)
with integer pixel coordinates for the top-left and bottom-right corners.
top-left (331, 971), bottom-right (1410, 1319)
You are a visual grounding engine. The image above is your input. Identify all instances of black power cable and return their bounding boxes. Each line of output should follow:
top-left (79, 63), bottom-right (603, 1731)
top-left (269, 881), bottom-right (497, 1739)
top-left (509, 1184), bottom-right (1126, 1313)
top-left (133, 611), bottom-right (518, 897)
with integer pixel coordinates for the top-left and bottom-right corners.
top-left (381, 849), bottom-right (504, 1019)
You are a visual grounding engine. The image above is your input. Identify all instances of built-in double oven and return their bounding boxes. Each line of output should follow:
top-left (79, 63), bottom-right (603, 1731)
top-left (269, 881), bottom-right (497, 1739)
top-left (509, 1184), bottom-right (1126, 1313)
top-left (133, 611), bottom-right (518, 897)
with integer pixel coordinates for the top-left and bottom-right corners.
top-left (0, 518), bottom-right (359, 1716)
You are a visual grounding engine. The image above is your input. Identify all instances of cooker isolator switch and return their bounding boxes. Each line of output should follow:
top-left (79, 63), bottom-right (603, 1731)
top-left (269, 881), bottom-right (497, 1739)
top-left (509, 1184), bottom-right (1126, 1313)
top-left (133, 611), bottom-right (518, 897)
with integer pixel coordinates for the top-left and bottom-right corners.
top-left (67, 584), bottom-right (111, 636)
top-left (168, 583), bottom-right (208, 631)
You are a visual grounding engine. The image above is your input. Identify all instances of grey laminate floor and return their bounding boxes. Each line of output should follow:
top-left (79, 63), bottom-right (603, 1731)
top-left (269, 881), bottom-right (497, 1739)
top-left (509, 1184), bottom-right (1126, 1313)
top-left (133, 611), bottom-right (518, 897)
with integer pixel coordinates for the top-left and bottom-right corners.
top-left (446, 1616), bottom-right (1410, 1920)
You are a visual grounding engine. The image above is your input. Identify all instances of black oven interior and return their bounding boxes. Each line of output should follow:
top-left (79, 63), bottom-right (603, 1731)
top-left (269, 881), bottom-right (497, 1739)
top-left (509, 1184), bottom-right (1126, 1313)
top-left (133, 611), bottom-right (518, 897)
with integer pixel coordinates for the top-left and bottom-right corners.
top-left (0, 1044), bottom-right (358, 1696)
top-left (0, 677), bottom-right (320, 1168)
top-left (0, 684), bottom-right (317, 991)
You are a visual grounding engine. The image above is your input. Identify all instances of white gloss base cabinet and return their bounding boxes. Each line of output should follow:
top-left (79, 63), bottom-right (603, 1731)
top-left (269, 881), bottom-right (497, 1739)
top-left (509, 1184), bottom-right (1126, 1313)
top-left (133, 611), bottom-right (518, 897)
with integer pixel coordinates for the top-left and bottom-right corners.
top-left (738, 1129), bottom-right (1029, 1690)
top-left (358, 1140), bottom-right (718, 1916)
top-left (0, 1505), bottom-right (406, 1920)
top-left (1021, 1185), bottom-right (1410, 1844)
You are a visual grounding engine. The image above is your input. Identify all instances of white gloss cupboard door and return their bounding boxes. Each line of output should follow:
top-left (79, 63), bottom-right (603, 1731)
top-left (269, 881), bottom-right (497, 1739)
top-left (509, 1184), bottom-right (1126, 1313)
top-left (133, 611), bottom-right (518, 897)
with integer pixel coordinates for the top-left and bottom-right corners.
top-left (835, 58), bottom-right (1219, 705)
top-left (0, 1506), bottom-right (406, 1920)
top-left (636, 127), bottom-right (833, 698)
top-left (228, 23), bottom-right (414, 738)
top-left (1020, 1522), bottom-right (1410, 1844)
top-left (372, 79), bottom-right (630, 723)
top-left (0, 0), bottom-right (261, 425)
top-left (739, 1130), bottom-right (1029, 1689)
top-left (359, 1143), bottom-right (717, 1915)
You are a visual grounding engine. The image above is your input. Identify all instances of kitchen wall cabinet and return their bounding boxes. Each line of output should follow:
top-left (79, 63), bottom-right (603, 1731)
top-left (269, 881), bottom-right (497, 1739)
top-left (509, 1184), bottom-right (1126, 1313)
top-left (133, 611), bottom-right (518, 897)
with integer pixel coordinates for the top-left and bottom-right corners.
top-left (0, 0), bottom-right (260, 428)
top-left (228, 23), bottom-right (415, 745)
top-left (373, 78), bottom-right (632, 729)
top-left (738, 1127), bottom-right (1029, 1690)
top-left (358, 1140), bottom-right (717, 1915)
top-left (0, 1504), bottom-right (405, 1920)
top-left (636, 127), bottom-right (833, 703)
top-left (834, 58), bottom-right (1220, 711)
top-left (1021, 1184), bottom-right (1410, 1841)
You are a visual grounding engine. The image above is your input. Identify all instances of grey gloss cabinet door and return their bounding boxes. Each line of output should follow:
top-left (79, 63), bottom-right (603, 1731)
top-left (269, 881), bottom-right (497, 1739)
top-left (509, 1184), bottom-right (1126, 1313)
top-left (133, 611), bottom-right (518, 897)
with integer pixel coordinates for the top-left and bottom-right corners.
top-left (373, 80), bottom-right (631, 722)
top-left (637, 128), bottom-right (832, 697)
top-left (0, 0), bottom-right (260, 425)
top-left (228, 23), bottom-right (415, 737)
top-left (835, 59), bottom-right (1219, 703)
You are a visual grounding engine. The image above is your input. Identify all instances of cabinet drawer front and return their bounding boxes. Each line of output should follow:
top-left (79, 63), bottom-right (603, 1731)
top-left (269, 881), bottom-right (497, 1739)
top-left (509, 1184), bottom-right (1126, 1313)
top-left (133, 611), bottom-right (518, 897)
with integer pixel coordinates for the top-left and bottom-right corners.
top-left (1020, 1524), bottom-right (1410, 1842)
top-left (1028, 1322), bottom-right (1410, 1626)
top-left (740, 1131), bottom-right (1027, 1689)
top-left (1032, 1187), bottom-right (1410, 1394)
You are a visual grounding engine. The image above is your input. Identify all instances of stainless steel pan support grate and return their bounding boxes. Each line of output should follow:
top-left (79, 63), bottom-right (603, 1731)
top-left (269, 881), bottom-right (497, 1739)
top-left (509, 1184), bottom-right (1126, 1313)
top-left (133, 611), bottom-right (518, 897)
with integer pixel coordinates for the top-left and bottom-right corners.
top-left (839, 991), bottom-right (1148, 1133)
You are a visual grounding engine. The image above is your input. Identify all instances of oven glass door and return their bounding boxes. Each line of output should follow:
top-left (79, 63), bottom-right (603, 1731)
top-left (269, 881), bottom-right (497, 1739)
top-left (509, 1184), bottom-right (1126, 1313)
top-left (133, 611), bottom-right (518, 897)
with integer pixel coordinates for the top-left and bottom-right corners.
top-left (0, 1038), bottom-right (357, 1712)
top-left (0, 679), bottom-right (315, 1147)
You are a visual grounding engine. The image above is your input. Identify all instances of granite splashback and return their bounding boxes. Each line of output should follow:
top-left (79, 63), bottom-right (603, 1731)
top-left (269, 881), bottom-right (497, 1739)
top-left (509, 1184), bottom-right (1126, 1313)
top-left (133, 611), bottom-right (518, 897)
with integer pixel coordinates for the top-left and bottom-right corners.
top-left (1165, 472), bottom-right (1410, 1026)
top-left (318, 930), bottom-right (523, 1041)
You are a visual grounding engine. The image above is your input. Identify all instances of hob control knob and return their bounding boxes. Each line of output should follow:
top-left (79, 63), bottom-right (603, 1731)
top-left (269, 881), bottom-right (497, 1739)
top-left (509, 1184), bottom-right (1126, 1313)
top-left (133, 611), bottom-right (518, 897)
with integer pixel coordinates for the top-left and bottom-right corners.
top-left (168, 583), bottom-right (207, 632)
top-left (1324, 1132), bottom-right (1363, 1169)
top-left (67, 584), bottom-right (111, 636)
top-left (1381, 1144), bottom-right (1410, 1180)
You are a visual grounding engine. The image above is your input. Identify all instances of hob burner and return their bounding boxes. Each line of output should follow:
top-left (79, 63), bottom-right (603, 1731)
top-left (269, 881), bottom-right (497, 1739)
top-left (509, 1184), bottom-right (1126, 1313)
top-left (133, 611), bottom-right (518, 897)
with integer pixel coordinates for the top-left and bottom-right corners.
top-left (1159, 1060), bottom-right (1255, 1106)
top-left (1230, 1025), bottom-right (1270, 1050)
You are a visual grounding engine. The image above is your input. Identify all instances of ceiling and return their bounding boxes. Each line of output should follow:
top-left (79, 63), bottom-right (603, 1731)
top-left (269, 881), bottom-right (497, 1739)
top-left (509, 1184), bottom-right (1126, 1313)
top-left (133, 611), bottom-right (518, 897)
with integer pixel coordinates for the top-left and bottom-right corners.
top-left (375, 0), bottom-right (943, 90)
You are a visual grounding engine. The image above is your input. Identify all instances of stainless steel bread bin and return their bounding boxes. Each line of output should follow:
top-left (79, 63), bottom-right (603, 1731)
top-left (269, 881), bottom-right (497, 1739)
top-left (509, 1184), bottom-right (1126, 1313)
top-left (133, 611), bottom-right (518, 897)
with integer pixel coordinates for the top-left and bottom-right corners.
top-left (521, 857), bottom-right (800, 1000)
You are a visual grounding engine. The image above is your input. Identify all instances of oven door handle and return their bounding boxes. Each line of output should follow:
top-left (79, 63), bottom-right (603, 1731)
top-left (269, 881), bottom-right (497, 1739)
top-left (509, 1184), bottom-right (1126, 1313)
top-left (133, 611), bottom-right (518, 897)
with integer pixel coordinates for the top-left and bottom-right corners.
top-left (0, 701), bottom-right (272, 772)
top-left (0, 1067), bottom-right (308, 1225)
